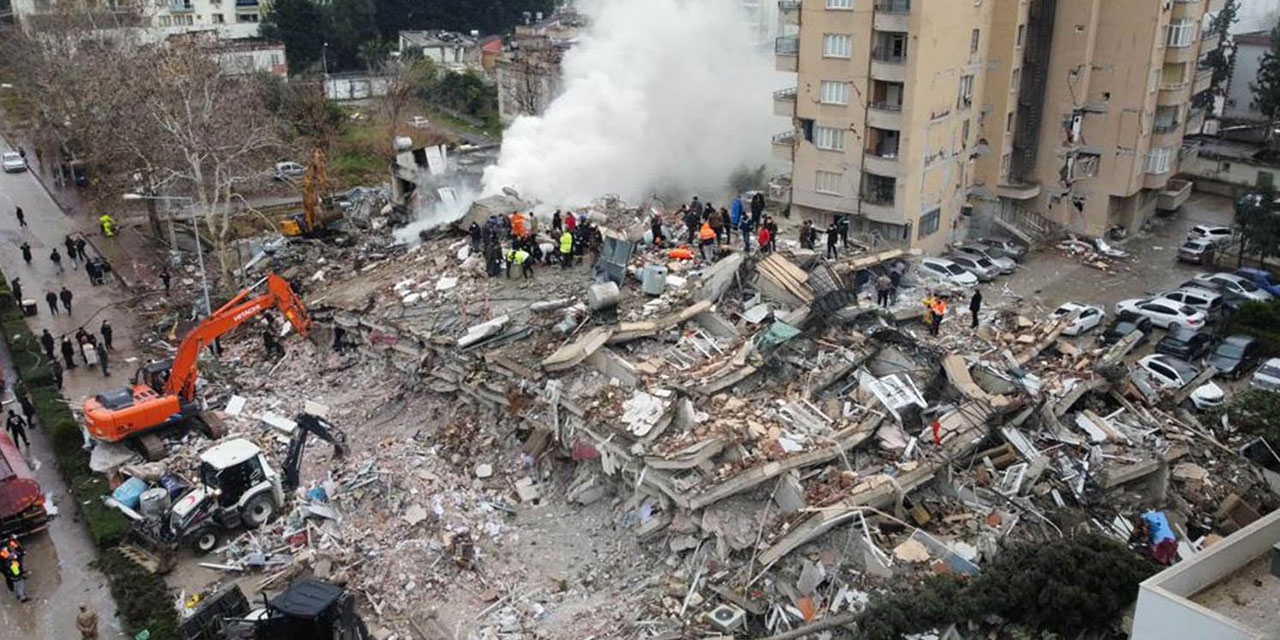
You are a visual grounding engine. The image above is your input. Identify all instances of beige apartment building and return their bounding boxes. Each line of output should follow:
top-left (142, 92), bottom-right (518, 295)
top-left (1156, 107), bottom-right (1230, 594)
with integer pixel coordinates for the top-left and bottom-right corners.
top-left (774, 0), bottom-right (1223, 253)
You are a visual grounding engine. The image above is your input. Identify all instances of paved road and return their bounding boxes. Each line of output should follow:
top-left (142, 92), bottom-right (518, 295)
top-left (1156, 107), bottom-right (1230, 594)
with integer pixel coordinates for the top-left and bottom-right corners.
top-left (0, 136), bottom-right (148, 637)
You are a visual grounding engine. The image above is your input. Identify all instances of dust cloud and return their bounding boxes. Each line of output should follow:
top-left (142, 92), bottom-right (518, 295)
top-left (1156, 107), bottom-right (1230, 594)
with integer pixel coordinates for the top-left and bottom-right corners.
top-left (482, 0), bottom-right (781, 207)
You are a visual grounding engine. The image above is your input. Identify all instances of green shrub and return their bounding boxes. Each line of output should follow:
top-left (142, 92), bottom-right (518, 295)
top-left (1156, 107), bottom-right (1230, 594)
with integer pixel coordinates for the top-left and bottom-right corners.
top-left (98, 550), bottom-right (180, 639)
top-left (1230, 300), bottom-right (1280, 355)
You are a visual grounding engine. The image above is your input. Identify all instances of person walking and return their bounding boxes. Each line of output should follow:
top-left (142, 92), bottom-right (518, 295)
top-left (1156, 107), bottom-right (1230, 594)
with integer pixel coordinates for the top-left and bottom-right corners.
top-left (750, 192), bottom-right (765, 230)
top-left (698, 220), bottom-right (717, 260)
top-left (707, 207), bottom-right (724, 245)
top-left (739, 215), bottom-right (752, 252)
top-left (48, 360), bottom-right (63, 390)
top-left (876, 274), bottom-right (893, 308)
top-left (6, 552), bottom-right (27, 602)
top-left (682, 205), bottom-right (698, 244)
top-left (61, 336), bottom-right (76, 369)
top-left (17, 394), bottom-right (34, 427)
top-left (5, 412), bottom-right (28, 451)
top-left (10, 277), bottom-right (21, 305)
top-left (75, 236), bottom-right (88, 263)
top-left (20, 242), bottom-right (31, 265)
top-left (837, 214), bottom-right (850, 249)
top-left (77, 603), bottom-right (99, 640)
top-left (59, 286), bottom-right (73, 314)
top-left (50, 248), bottom-right (63, 274)
top-left (100, 320), bottom-right (113, 351)
top-left (765, 216), bottom-right (779, 253)
top-left (931, 298), bottom-right (947, 336)
top-left (95, 341), bottom-right (109, 376)
top-left (45, 291), bottom-right (58, 315)
top-left (758, 224), bottom-right (773, 255)
top-left (14, 206), bottom-right (25, 228)
top-left (558, 229), bottom-right (573, 269)
top-left (39, 329), bottom-right (54, 361)
top-left (969, 289), bottom-right (983, 329)
top-left (160, 268), bottom-right (171, 295)
top-left (825, 222), bottom-right (839, 259)
top-left (729, 197), bottom-right (743, 242)
top-left (889, 267), bottom-right (902, 305)
top-left (99, 213), bottom-right (116, 237)
top-left (64, 235), bottom-right (78, 270)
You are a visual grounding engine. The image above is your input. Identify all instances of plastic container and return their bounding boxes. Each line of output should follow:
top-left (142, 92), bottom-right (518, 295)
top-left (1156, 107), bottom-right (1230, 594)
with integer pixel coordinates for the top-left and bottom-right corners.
top-left (642, 265), bottom-right (668, 296)
top-left (112, 477), bottom-right (148, 510)
top-left (138, 488), bottom-right (171, 519)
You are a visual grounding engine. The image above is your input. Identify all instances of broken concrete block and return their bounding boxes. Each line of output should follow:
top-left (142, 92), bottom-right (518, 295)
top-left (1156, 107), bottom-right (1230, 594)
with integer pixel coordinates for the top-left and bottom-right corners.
top-left (892, 538), bottom-right (930, 563)
top-left (797, 560), bottom-right (826, 596)
top-left (774, 472), bottom-right (807, 513)
top-left (402, 503), bottom-right (428, 526)
top-left (457, 315), bottom-right (509, 348)
top-left (587, 281), bottom-right (621, 311)
top-left (475, 464), bottom-right (494, 479)
top-left (303, 400), bottom-right (331, 418)
top-left (514, 477), bottom-right (541, 503)
top-left (225, 395), bottom-right (246, 416)
top-left (260, 414), bottom-right (298, 435)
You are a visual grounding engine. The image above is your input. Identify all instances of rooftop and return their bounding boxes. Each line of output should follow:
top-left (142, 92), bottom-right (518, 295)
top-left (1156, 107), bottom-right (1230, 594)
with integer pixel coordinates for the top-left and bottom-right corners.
top-left (1235, 30), bottom-right (1272, 47)
top-left (400, 30), bottom-right (478, 48)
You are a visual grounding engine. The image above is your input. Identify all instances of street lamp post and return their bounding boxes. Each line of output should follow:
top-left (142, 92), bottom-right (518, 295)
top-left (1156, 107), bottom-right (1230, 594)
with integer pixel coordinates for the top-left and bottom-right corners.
top-left (123, 193), bottom-right (212, 317)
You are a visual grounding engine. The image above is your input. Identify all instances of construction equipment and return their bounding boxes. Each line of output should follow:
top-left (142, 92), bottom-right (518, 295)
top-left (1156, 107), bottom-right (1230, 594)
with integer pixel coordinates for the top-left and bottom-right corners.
top-left (182, 579), bottom-right (369, 640)
top-left (111, 413), bottom-right (346, 567)
top-left (83, 272), bottom-right (311, 460)
top-left (280, 149), bottom-right (343, 237)
top-left (0, 431), bottom-right (48, 538)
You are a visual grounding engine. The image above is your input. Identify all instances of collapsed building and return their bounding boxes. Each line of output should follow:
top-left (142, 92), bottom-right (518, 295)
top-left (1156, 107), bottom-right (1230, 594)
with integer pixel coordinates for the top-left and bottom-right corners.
top-left (95, 198), bottom-right (1280, 639)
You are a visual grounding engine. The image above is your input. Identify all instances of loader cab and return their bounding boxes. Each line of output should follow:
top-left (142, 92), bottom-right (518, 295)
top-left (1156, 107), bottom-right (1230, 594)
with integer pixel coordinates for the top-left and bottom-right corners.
top-left (135, 359), bottom-right (173, 391)
top-left (254, 579), bottom-right (369, 640)
top-left (198, 439), bottom-right (279, 510)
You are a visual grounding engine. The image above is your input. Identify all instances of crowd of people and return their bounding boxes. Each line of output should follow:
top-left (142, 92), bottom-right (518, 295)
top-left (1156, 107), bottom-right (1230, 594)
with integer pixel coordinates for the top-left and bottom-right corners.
top-left (468, 209), bottom-right (606, 280)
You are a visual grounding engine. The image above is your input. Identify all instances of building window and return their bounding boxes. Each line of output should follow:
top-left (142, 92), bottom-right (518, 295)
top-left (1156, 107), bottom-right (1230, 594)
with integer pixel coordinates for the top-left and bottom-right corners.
top-left (961, 119), bottom-right (970, 148)
top-left (970, 29), bottom-right (980, 53)
top-left (237, 12), bottom-right (258, 22)
top-left (823, 34), bottom-right (852, 58)
top-left (1006, 111), bottom-right (1014, 132)
top-left (1146, 146), bottom-right (1173, 174)
top-left (814, 126), bottom-right (846, 151)
top-left (1010, 68), bottom-right (1020, 92)
top-left (157, 15), bottom-right (171, 25)
top-left (212, 13), bottom-right (224, 22)
top-left (815, 170), bottom-right (843, 194)
top-left (918, 209), bottom-right (941, 238)
top-left (1016, 24), bottom-right (1025, 47)
top-left (826, 0), bottom-right (853, 8)
top-left (1167, 19), bottom-right (1195, 47)
top-left (175, 14), bottom-right (193, 24)
top-left (1001, 152), bottom-right (1011, 175)
top-left (957, 74), bottom-right (974, 109)
top-left (819, 81), bottom-right (849, 105)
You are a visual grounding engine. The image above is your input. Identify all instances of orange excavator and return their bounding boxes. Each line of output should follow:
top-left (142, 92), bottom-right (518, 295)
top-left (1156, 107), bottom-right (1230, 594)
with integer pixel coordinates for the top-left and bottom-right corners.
top-left (280, 148), bottom-right (342, 237)
top-left (84, 272), bottom-right (311, 460)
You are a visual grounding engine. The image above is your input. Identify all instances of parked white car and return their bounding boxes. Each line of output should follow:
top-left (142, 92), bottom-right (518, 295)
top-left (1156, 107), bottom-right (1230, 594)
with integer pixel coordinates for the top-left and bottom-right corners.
top-left (1, 152), bottom-right (25, 173)
top-left (1134, 354), bottom-right (1225, 410)
top-left (1158, 288), bottom-right (1224, 318)
top-left (1187, 224), bottom-right (1234, 248)
top-left (1052, 303), bottom-right (1105, 336)
top-left (917, 258), bottom-right (979, 287)
top-left (1114, 297), bottom-right (1207, 330)
top-left (945, 254), bottom-right (998, 282)
top-left (952, 244), bottom-right (1017, 274)
top-left (1251, 358), bottom-right (1280, 392)
top-left (274, 161), bottom-right (305, 181)
top-left (1190, 272), bottom-right (1273, 303)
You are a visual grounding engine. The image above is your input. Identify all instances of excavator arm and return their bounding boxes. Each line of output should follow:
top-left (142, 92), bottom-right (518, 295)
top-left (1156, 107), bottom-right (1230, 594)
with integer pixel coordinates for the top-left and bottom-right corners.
top-left (165, 273), bottom-right (311, 401)
top-left (282, 413), bottom-right (347, 493)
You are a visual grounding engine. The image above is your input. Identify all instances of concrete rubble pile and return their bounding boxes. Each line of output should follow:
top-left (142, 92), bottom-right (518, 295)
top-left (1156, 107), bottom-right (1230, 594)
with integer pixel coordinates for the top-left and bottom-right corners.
top-left (100, 198), bottom-right (1278, 639)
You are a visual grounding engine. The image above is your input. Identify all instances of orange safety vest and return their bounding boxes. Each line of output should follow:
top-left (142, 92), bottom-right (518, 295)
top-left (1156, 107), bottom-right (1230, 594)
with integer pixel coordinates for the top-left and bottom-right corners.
top-left (699, 222), bottom-right (715, 241)
top-left (511, 213), bottom-right (526, 237)
top-left (669, 247), bottom-right (695, 260)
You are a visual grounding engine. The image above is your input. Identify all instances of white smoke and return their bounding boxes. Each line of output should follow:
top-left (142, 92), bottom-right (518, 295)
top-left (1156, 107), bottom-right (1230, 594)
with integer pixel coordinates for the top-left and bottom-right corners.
top-left (482, 0), bottom-right (782, 207)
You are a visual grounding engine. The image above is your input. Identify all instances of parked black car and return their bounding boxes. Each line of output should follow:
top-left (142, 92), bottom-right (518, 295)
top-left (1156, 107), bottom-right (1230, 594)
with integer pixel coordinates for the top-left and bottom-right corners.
top-left (1156, 327), bottom-right (1213, 360)
top-left (1100, 312), bottom-right (1154, 346)
top-left (1205, 334), bottom-right (1261, 379)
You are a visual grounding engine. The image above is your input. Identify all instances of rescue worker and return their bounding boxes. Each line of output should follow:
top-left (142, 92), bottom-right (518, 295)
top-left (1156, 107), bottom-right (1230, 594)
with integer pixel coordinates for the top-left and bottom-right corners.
top-left (970, 289), bottom-right (983, 329)
top-left (931, 297), bottom-right (947, 336)
top-left (61, 335), bottom-right (76, 369)
top-left (559, 230), bottom-right (574, 269)
top-left (263, 328), bottom-right (284, 358)
top-left (729, 197), bottom-right (743, 242)
top-left (758, 224), bottom-right (772, 255)
top-left (698, 220), bottom-right (716, 261)
top-left (551, 209), bottom-right (562, 233)
top-left (0, 547), bottom-right (10, 592)
top-left (707, 207), bottom-right (724, 245)
top-left (876, 273), bottom-right (893, 308)
top-left (506, 247), bottom-right (532, 279)
top-left (468, 222), bottom-right (482, 252)
top-left (650, 211), bottom-right (665, 248)
top-left (100, 320), bottom-right (113, 351)
top-left (922, 296), bottom-right (936, 332)
top-left (99, 213), bottom-right (116, 237)
top-left (510, 210), bottom-right (526, 239)
top-left (95, 340), bottom-right (109, 376)
top-left (825, 221), bottom-right (840, 259)
top-left (77, 603), bottom-right (99, 639)
top-left (6, 411), bottom-right (29, 450)
top-left (7, 551), bottom-right (27, 602)
top-left (40, 329), bottom-right (54, 361)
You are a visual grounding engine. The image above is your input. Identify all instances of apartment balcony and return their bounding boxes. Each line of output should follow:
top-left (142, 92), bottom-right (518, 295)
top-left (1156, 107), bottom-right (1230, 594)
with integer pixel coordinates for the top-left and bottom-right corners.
top-left (1186, 107), bottom-right (1206, 134)
top-left (863, 149), bottom-right (902, 177)
top-left (1151, 122), bottom-right (1183, 148)
top-left (773, 87), bottom-right (796, 117)
top-left (779, 0), bottom-right (800, 25)
top-left (996, 180), bottom-right (1041, 200)
top-left (867, 102), bottom-right (903, 130)
top-left (1192, 67), bottom-right (1212, 94)
top-left (775, 36), bottom-right (799, 72)
top-left (873, 1), bottom-right (911, 32)
top-left (1144, 170), bottom-right (1173, 190)
top-left (1199, 32), bottom-right (1221, 54)
top-left (1171, 0), bottom-right (1202, 19)
top-left (236, 0), bottom-right (260, 6)
top-left (772, 131), bottom-right (796, 161)
top-left (169, 0), bottom-right (194, 11)
top-left (1157, 178), bottom-right (1193, 212)
top-left (1164, 43), bottom-right (1197, 64)
top-left (870, 49), bottom-right (907, 83)
top-left (1157, 82), bottom-right (1189, 105)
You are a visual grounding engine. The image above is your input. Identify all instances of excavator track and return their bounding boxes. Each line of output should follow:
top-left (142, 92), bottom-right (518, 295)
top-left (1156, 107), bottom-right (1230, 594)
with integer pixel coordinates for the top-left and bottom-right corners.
top-left (136, 433), bottom-right (166, 462)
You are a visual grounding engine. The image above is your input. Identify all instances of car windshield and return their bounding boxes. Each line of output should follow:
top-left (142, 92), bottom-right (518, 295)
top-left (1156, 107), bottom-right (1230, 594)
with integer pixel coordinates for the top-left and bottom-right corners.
top-left (946, 264), bottom-right (966, 275)
top-left (1164, 358), bottom-right (1197, 380)
top-left (1177, 305), bottom-right (1196, 315)
top-left (2, 153), bottom-right (18, 161)
top-left (1237, 279), bottom-right (1259, 292)
top-left (1114, 321), bottom-right (1138, 334)
top-left (986, 247), bottom-right (1007, 259)
top-left (1214, 343), bottom-right (1245, 358)
top-left (1258, 364), bottom-right (1280, 379)
top-left (977, 258), bottom-right (994, 268)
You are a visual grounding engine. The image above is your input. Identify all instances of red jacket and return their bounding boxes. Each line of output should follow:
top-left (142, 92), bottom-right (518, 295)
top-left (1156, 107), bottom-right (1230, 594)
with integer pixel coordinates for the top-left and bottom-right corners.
top-left (758, 227), bottom-right (772, 245)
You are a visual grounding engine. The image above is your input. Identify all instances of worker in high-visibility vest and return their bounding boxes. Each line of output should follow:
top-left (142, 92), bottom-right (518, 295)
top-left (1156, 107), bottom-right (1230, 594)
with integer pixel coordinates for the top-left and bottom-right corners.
top-left (510, 211), bottom-right (526, 239)
top-left (506, 248), bottom-right (532, 280)
top-left (98, 213), bottom-right (116, 238)
top-left (559, 230), bottom-right (574, 269)
top-left (698, 221), bottom-right (716, 261)
top-left (6, 553), bottom-right (27, 602)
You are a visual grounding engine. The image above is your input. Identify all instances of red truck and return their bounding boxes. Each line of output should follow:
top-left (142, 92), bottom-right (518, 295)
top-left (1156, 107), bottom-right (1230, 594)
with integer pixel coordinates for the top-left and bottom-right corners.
top-left (0, 431), bottom-right (47, 537)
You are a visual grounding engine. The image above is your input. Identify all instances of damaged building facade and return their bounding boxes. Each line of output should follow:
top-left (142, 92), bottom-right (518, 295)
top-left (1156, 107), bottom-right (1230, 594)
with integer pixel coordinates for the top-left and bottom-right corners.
top-left (777, 0), bottom-right (1224, 251)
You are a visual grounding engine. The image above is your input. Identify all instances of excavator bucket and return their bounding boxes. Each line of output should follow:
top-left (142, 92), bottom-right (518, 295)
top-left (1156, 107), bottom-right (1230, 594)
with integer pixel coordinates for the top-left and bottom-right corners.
top-left (117, 519), bottom-right (177, 574)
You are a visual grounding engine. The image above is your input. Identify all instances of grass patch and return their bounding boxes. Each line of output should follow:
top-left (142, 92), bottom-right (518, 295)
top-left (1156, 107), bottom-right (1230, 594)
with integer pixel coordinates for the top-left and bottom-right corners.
top-left (0, 271), bottom-right (178, 638)
top-left (421, 105), bottom-right (502, 140)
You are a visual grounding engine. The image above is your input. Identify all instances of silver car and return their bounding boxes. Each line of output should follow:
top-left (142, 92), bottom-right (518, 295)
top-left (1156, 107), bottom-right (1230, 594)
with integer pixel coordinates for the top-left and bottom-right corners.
top-left (1191, 272), bottom-right (1273, 304)
top-left (945, 253), bottom-right (998, 281)
top-left (1, 152), bottom-right (25, 173)
top-left (953, 244), bottom-right (1016, 274)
